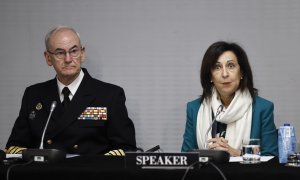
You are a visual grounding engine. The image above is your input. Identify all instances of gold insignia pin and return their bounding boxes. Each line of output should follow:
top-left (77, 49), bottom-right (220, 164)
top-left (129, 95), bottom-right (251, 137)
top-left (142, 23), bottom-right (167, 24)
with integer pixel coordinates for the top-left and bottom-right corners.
top-left (36, 103), bottom-right (42, 110)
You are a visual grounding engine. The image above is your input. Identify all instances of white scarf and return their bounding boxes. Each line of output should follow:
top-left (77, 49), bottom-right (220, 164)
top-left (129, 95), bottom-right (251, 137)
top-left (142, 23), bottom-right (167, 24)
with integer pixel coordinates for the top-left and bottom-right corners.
top-left (196, 88), bottom-right (253, 150)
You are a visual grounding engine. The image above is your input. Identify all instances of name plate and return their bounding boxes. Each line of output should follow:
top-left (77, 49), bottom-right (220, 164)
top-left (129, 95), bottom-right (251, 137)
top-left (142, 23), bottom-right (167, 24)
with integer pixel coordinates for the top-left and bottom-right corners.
top-left (125, 152), bottom-right (200, 169)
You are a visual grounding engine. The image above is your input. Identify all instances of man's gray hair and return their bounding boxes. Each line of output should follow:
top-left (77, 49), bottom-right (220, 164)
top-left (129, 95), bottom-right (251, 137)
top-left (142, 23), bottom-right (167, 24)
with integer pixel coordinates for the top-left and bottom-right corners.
top-left (45, 25), bottom-right (81, 50)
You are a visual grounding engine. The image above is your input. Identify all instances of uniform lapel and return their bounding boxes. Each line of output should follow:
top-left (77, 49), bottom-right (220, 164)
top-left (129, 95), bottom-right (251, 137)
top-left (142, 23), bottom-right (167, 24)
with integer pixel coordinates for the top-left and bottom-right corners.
top-left (47, 70), bottom-right (96, 138)
top-left (40, 78), bottom-right (63, 122)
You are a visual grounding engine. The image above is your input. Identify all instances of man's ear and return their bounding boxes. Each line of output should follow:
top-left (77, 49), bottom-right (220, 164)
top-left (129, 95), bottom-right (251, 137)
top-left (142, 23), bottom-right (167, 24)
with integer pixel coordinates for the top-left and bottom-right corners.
top-left (44, 51), bottom-right (53, 66)
top-left (80, 47), bottom-right (86, 63)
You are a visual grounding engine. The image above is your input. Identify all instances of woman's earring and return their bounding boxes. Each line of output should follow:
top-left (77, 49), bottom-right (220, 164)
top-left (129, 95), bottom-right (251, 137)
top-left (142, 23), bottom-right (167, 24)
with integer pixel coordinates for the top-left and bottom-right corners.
top-left (210, 80), bottom-right (213, 83)
top-left (241, 76), bottom-right (243, 79)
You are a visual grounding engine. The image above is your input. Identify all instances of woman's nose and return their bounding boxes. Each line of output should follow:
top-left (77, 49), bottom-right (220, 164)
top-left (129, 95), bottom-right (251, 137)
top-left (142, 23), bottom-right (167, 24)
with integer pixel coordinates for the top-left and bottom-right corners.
top-left (221, 66), bottom-right (229, 78)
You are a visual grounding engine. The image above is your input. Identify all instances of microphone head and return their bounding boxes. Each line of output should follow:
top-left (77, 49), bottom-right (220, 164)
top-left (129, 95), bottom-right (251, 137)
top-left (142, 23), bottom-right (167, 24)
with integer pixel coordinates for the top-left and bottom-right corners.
top-left (220, 104), bottom-right (224, 111)
top-left (50, 101), bottom-right (57, 111)
top-left (217, 104), bottom-right (224, 112)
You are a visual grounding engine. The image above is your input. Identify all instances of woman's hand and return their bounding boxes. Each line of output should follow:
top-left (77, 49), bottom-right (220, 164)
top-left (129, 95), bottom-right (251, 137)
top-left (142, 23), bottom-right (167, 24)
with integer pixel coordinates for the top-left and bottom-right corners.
top-left (208, 137), bottom-right (241, 156)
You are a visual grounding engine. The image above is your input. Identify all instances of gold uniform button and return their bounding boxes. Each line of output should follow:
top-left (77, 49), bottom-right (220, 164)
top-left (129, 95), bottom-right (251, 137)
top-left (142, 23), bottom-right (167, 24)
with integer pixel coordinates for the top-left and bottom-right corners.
top-left (47, 139), bottom-right (52, 144)
top-left (73, 145), bottom-right (78, 149)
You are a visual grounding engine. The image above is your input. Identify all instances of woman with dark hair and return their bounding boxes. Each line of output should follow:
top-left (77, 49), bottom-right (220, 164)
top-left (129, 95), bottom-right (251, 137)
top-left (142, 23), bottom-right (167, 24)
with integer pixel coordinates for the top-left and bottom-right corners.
top-left (181, 41), bottom-right (278, 156)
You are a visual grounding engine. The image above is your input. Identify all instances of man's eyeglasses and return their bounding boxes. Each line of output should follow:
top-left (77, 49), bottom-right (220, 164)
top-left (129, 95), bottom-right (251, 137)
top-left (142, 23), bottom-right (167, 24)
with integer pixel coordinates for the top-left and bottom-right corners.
top-left (47, 47), bottom-right (83, 60)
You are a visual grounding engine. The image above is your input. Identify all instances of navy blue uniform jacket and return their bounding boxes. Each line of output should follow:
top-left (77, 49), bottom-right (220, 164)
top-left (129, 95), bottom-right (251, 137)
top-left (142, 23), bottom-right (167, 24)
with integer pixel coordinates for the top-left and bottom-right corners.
top-left (6, 68), bottom-right (136, 154)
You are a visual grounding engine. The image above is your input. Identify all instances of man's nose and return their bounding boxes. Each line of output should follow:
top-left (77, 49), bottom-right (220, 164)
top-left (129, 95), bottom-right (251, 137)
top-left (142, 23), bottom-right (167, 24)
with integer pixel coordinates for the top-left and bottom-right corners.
top-left (64, 52), bottom-right (72, 62)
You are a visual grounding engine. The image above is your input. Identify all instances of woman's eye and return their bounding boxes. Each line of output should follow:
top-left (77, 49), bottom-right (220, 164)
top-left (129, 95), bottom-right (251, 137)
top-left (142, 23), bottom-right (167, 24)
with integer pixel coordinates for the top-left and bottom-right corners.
top-left (227, 63), bottom-right (236, 69)
top-left (215, 65), bottom-right (221, 70)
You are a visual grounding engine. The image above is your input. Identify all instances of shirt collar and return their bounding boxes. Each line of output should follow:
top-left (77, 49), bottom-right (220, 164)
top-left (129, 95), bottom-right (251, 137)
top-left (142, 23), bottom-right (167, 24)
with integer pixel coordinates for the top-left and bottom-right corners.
top-left (57, 69), bottom-right (84, 101)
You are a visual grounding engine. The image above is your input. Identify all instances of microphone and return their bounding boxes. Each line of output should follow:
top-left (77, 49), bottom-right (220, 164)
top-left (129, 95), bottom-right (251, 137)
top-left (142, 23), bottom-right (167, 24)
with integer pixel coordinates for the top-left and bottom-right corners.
top-left (189, 104), bottom-right (229, 164)
top-left (39, 101), bottom-right (57, 149)
top-left (204, 105), bottom-right (224, 149)
top-left (22, 101), bottom-right (66, 163)
top-left (145, 145), bottom-right (161, 152)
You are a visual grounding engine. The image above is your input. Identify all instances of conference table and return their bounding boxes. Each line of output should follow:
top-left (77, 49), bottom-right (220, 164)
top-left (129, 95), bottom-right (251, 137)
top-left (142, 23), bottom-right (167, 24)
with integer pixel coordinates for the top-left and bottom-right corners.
top-left (1, 154), bottom-right (300, 180)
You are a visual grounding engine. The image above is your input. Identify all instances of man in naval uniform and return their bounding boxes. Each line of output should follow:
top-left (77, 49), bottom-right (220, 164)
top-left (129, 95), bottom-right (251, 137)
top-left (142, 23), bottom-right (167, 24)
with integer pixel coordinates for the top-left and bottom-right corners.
top-left (5, 26), bottom-right (136, 155)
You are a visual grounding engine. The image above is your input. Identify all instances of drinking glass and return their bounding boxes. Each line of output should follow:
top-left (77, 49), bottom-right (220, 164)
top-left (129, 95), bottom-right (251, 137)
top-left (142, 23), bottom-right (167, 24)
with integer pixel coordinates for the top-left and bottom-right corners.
top-left (241, 139), bottom-right (261, 164)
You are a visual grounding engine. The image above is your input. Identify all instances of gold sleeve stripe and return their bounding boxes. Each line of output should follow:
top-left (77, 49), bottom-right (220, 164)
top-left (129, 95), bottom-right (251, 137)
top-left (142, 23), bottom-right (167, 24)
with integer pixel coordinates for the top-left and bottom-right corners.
top-left (6, 146), bottom-right (27, 154)
top-left (11, 147), bottom-right (20, 154)
top-left (117, 149), bottom-right (125, 156)
top-left (110, 150), bottom-right (117, 155)
top-left (14, 147), bottom-right (27, 154)
top-left (113, 150), bottom-right (121, 156)
top-left (104, 149), bottom-right (125, 156)
top-left (11, 146), bottom-right (26, 154)
top-left (104, 151), bottom-right (115, 156)
top-left (7, 146), bottom-right (18, 154)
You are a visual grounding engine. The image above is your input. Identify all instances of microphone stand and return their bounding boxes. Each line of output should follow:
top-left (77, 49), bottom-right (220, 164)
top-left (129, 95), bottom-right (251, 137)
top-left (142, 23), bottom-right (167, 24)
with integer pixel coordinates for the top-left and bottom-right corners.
top-left (22, 101), bottom-right (66, 163)
top-left (189, 104), bottom-right (229, 164)
top-left (204, 105), bottom-right (224, 149)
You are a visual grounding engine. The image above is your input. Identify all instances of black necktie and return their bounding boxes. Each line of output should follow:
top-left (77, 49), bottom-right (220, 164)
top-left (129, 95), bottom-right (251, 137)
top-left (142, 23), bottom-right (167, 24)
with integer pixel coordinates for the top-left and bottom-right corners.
top-left (62, 87), bottom-right (71, 108)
